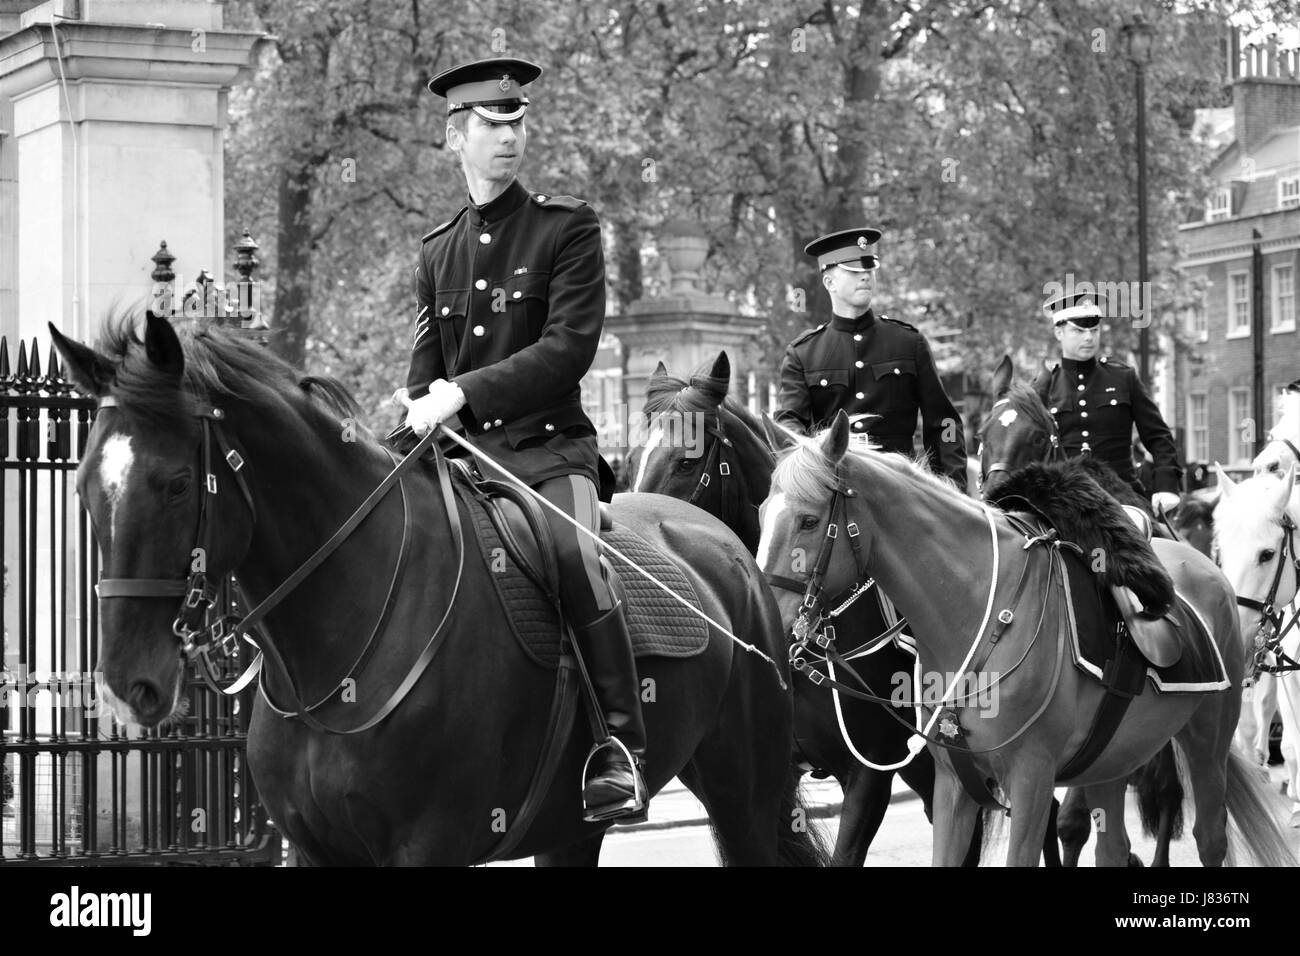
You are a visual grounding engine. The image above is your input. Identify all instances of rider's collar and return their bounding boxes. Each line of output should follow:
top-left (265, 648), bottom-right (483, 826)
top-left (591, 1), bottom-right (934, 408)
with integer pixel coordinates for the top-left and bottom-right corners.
top-left (469, 178), bottom-right (530, 226)
top-left (1061, 356), bottom-right (1098, 377)
top-left (830, 308), bottom-right (875, 333)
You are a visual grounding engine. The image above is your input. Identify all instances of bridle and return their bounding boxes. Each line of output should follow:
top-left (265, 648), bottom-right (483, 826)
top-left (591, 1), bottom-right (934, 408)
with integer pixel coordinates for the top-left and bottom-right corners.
top-left (978, 397), bottom-right (1064, 491)
top-left (1261, 431), bottom-right (1300, 472)
top-left (93, 397), bottom-right (257, 670)
top-left (1235, 509), bottom-right (1300, 679)
top-left (91, 395), bottom-right (463, 734)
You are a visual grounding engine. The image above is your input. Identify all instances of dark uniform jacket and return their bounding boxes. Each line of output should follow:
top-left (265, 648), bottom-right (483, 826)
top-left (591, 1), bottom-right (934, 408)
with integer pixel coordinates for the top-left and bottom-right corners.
top-left (1034, 355), bottom-right (1182, 495)
top-left (406, 178), bottom-right (602, 488)
top-left (775, 310), bottom-right (968, 486)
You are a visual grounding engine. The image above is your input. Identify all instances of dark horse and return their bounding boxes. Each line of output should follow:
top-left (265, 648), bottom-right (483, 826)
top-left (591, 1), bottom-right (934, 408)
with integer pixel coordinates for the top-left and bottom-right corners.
top-left (632, 352), bottom-right (1060, 866)
top-left (977, 355), bottom-right (1185, 866)
top-left (51, 313), bottom-right (828, 866)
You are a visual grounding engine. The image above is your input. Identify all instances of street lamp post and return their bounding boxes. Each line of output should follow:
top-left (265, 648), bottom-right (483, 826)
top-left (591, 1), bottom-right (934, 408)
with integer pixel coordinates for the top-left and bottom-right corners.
top-left (1121, 13), bottom-right (1155, 383)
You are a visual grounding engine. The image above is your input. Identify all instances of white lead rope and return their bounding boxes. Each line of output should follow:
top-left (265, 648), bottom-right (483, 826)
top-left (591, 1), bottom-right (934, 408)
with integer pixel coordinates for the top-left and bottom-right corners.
top-left (392, 390), bottom-right (789, 689)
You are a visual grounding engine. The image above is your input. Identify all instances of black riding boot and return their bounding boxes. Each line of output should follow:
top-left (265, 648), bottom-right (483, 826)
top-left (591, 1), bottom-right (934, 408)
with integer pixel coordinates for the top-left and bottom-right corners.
top-left (572, 601), bottom-right (648, 822)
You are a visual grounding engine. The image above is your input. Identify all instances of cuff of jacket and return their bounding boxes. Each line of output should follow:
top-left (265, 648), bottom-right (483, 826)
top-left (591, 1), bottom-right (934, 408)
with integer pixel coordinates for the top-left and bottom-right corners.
top-left (1151, 467), bottom-right (1183, 494)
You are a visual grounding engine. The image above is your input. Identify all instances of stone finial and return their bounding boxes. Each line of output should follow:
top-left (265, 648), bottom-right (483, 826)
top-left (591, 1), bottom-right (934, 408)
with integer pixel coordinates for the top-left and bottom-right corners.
top-left (659, 220), bottom-right (709, 295)
top-left (151, 240), bottom-right (176, 283)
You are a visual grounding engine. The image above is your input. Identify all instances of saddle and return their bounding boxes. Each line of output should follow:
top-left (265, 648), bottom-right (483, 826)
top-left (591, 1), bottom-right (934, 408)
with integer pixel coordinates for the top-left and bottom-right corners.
top-left (1112, 505), bottom-right (1181, 668)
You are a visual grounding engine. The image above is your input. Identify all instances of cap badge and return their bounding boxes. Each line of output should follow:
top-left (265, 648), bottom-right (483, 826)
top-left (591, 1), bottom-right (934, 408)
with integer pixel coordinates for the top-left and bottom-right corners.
top-left (857, 236), bottom-right (869, 250)
top-left (499, 75), bottom-right (512, 92)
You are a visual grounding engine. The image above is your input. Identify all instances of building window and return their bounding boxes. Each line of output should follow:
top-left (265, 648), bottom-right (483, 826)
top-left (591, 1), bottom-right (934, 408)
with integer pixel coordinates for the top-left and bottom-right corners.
top-left (1206, 187), bottom-right (1232, 221)
top-left (1185, 297), bottom-right (1208, 342)
top-left (1280, 176), bottom-right (1300, 210)
top-left (1227, 271), bottom-right (1250, 337)
top-left (1274, 264), bottom-right (1296, 332)
top-left (1189, 393), bottom-right (1208, 462)
top-left (1229, 388), bottom-right (1253, 464)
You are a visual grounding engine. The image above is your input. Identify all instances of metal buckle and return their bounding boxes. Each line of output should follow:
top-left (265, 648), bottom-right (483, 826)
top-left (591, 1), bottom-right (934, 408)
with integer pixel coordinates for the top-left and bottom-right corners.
top-left (998, 609), bottom-right (1014, 625)
top-left (699, 473), bottom-right (710, 487)
top-left (225, 449), bottom-right (245, 472)
top-left (719, 462), bottom-right (730, 476)
top-left (807, 669), bottom-right (826, 686)
top-left (206, 473), bottom-right (217, 494)
top-left (185, 586), bottom-right (207, 609)
top-left (826, 524), bottom-right (838, 539)
top-left (846, 522), bottom-right (860, 537)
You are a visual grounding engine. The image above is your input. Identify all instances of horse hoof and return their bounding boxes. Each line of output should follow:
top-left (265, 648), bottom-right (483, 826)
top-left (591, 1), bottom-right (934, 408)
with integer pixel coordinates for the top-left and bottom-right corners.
top-left (1127, 853), bottom-right (1144, 867)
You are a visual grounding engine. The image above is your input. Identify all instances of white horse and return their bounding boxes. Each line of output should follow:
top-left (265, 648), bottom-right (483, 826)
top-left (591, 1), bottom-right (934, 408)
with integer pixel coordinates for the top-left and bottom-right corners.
top-left (1215, 463), bottom-right (1300, 826)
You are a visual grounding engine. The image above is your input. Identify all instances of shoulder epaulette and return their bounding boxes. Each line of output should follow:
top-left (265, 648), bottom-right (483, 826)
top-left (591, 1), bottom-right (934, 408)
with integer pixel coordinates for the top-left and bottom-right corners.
top-left (1099, 356), bottom-right (1129, 369)
top-left (532, 193), bottom-right (587, 211)
top-left (421, 206), bottom-right (467, 243)
top-left (879, 314), bottom-right (918, 332)
top-left (791, 324), bottom-right (826, 347)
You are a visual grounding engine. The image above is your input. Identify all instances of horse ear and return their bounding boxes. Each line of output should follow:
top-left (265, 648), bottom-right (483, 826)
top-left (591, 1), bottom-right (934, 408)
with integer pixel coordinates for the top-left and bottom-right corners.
top-left (143, 310), bottom-right (184, 378)
top-left (651, 361), bottom-right (668, 379)
top-left (1271, 463), bottom-right (1297, 513)
top-left (1212, 463), bottom-right (1236, 500)
top-left (761, 412), bottom-right (799, 452)
top-left (48, 323), bottom-right (114, 397)
top-left (991, 354), bottom-right (1014, 398)
top-left (821, 410), bottom-right (851, 463)
top-left (709, 351), bottom-right (730, 389)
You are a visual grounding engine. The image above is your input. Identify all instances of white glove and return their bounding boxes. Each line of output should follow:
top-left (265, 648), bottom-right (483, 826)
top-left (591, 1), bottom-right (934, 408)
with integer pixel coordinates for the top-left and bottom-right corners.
top-left (1151, 492), bottom-right (1180, 514)
top-left (404, 379), bottom-right (466, 436)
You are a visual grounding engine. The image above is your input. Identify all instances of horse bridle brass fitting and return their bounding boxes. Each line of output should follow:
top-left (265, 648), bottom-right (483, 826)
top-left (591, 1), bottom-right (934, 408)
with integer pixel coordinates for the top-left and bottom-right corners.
top-left (1236, 510), bottom-right (1300, 679)
top-left (93, 397), bottom-right (257, 669)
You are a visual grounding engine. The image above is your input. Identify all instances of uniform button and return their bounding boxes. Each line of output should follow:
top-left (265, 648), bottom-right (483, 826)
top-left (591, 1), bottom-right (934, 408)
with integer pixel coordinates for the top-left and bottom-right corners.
top-left (479, 233), bottom-right (491, 244)
top-left (513, 290), bottom-right (522, 299)
top-left (1078, 373), bottom-right (1085, 380)
top-left (1110, 399), bottom-right (1118, 405)
top-left (493, 419), bottom-right (503, 427)
top-left (855, 361), bottom-right (864, 368)
top-left (475, 279), bottom-right (487, 290)
top-left (1081, 412), bottom-right (1088, 418)
top-left (1082, 431), bottom-right (1090, 437)
top-left (1050, 407), bottom-right (1058, 414)
top-left (536, 194), bottom-right (548, 202)
top-left (483, 422), bottom-right (492, 431)
top-left (441, 306), bottom-right (450, 316)
top-left (853, 421), bottom-right (864, 430)
top-left (820, 378), bottom-right (828, 386)
top-left (893, 368), bottom-right (900, 375)
top-left (473, 325), bottom-right (485, 336)
top-left (1079, 399), bottom-right (1086, 406)
top-left (854, 334), bottom-right (863, 342)
top-left (856, 392), bottom-right (864, 399)
top-left (545, 423), bottom-right (555, 432)
top-left (1077, 385), bottom-right (1085, 392)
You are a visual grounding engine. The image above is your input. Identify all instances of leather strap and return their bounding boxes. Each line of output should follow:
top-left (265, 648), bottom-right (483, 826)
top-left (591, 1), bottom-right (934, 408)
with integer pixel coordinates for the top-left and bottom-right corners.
top-left (1057, 633), bottom-right (1146, 782)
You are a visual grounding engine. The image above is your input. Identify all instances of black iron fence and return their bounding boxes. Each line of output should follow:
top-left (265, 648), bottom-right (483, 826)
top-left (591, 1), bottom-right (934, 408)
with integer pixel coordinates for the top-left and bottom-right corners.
top-left (0, 336), bottom-right (278, 864)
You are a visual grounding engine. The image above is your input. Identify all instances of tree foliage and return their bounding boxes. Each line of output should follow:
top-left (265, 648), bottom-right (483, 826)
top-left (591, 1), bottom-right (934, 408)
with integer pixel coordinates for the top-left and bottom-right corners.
top-left (221, 0), bottom-right (1296, 420)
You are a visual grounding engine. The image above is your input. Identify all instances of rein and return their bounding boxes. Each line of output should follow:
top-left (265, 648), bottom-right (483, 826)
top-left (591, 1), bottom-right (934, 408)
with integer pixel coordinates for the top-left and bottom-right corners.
top-left (1236, 510), bottom-right (1300, 680)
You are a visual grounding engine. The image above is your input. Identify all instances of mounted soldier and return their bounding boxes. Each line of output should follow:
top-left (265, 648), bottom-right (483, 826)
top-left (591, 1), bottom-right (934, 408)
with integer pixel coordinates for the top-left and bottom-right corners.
top-left (400, 57), bottom-right (646, 822)
top-left (775, 228), bottom-right (968, 488)
top-left (1033, 288), bottom-right (1183, 517)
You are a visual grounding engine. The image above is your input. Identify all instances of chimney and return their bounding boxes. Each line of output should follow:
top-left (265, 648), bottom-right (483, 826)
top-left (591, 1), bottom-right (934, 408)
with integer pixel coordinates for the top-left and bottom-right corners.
top-left (1230, 28), bottom-right (1300, 157)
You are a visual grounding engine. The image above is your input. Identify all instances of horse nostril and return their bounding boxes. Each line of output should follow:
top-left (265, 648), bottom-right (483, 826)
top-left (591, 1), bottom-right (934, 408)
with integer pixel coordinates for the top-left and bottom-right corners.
top-left (127, 680), bottom-right (162, 717)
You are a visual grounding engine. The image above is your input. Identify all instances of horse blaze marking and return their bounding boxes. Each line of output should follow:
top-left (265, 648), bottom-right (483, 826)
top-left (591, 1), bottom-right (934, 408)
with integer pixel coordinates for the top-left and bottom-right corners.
top-left (633, 427), bottom-right (662, 492)
top-left (756, 493), bottom-right (787, 572)
top-left (99, 434), bottom-right (134, 533)
top-left (997, 408), bottom-right (1018, 428)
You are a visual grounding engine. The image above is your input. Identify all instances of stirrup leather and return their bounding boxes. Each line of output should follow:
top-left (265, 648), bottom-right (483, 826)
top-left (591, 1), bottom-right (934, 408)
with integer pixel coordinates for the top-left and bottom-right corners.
top-left (581, 736), bottom-right (647, 823)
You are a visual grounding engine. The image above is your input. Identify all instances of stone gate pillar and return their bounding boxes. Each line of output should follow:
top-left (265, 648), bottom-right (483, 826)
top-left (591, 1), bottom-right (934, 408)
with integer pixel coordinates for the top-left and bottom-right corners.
top-left (0, 0), bottom-right (267, 343)
top-left (607, 220), bottom-right (766, 426)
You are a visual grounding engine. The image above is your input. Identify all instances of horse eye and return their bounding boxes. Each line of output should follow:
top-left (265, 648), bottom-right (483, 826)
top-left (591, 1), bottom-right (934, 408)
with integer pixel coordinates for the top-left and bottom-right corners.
top-left (1260, 549), bottom-right (1277, 564)
top-left (168, 474), bottom-right (191, 497)
top-left (674, 458), bottom-right (696, 475)
top-left (799, 515), bottom-right (819, 531)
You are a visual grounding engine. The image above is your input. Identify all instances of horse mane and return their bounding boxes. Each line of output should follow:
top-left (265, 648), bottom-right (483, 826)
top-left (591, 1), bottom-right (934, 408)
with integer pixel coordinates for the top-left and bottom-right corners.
top-left (772, 433), bottom-right (981, 516)
top-left (978, 381), bottom-right (1055, 441)
top-left (94, 312), bottom-right (362, 430)
top-left (643, 362), bottom-right (768, 449)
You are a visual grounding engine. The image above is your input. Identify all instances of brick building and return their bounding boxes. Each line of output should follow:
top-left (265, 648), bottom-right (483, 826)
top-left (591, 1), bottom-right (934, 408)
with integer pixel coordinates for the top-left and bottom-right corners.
top-left (1176, 34), bottom-right (1300, 481)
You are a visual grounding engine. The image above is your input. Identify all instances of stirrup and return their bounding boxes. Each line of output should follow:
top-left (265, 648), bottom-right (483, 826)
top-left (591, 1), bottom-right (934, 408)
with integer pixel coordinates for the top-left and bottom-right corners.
top-left (581, 736), bottom-right (647, 824)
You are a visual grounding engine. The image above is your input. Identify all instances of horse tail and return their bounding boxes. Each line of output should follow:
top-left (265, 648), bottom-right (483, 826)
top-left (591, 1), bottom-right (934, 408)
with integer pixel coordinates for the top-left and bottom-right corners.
top-left (776, 769), bottom-right (832, 867)
top-left (1134, 743), bottom-right (1185, 841)
top-left (1223, 747), bottom-right (1298, 867)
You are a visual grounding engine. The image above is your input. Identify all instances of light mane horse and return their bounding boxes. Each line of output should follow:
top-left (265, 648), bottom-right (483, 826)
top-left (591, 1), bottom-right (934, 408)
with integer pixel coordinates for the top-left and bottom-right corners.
top-left (758, 410), bottom-right (1296, 866)
top-left (1215, 465), bottom-right (1300, 825)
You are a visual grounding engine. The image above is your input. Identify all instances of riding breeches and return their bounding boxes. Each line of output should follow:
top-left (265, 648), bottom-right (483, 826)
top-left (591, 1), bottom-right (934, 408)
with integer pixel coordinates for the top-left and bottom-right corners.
top-left (533, 475), bottom-right (616, 627)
